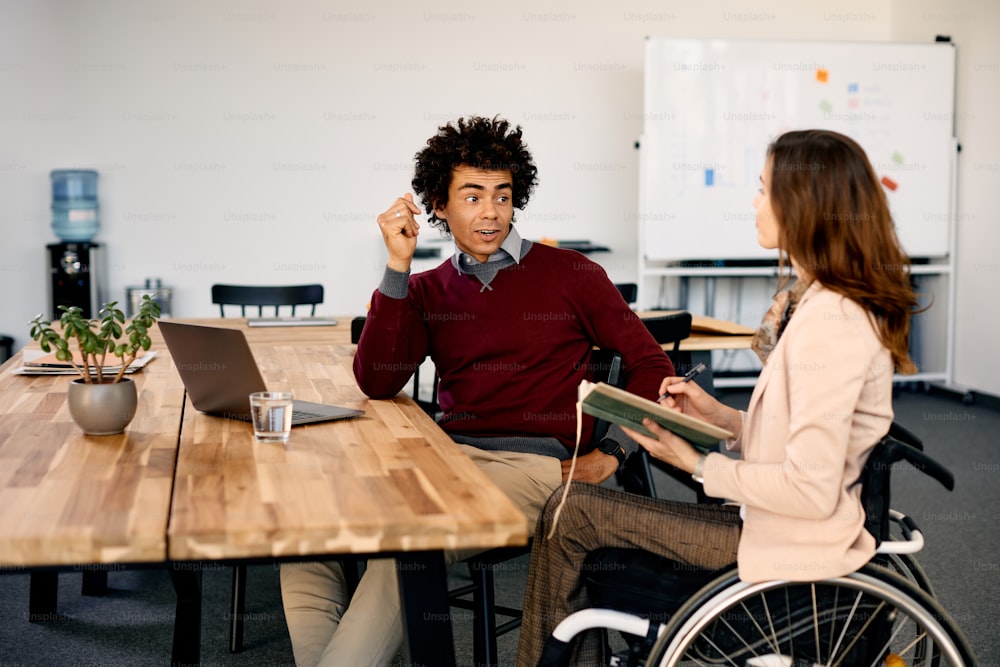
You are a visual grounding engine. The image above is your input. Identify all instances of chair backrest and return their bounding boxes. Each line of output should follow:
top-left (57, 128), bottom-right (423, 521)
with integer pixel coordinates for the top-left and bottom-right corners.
top-left (588, 349), bottom-right (625, 444)
top-left (211, 284), bottom-right (324, 317)
top-left (614, 283), bottom-right (638, 305)
top-left (641, 312), bottom-right (692, 353)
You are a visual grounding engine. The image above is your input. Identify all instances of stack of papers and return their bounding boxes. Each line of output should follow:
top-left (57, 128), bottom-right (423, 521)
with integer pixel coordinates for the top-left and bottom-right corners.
top-left (247, 316), bottom-right (338, 328)
top-left (14, 349), bottom-right (158, 376)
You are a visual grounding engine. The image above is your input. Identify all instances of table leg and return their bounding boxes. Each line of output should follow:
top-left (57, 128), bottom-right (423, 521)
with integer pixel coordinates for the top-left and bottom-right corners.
top-left (81, 570), bottom-right (108, 596)
top-left (169, 565), bottom-right (203, 667)
top-left (28, 571), bottom-right (59, 622)
top-left (689, 350), bottom-right (716, 396)
top-left (397, 551), bottom-right (455, 667)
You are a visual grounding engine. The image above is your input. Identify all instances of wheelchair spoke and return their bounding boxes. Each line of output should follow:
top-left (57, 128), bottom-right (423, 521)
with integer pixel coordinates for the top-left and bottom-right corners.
top-left (811, 584), bottom-right (821, 661)
top-left (833, 596), bottom-right (888, 664)
top-left (758, 593), bottom-right (782, 657)
top-left (895, 631), bottom-right (931, 664)
top-left (826, 588), bottom-right (863, 666)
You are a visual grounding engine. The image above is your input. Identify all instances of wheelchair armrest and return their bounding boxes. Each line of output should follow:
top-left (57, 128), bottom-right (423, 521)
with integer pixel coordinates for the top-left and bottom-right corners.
top-left (861, 429), bottom-right (954, 545)
top-left (880, 436), bottom-right (954, 492)
top-left (550, 608), bottom-right (654, 644)
top-left (875, 509), bottom-right (926, 555)
top-left (887, 420), bottom-right (924, 451)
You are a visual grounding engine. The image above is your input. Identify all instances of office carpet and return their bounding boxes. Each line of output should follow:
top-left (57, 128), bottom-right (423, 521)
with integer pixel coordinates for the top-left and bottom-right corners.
top-left (0, 387), bottom-right (996, 666)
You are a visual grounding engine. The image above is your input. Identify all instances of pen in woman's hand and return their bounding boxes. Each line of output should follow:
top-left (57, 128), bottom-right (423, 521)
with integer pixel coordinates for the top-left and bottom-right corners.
top-left (657, 363), bottom-right (707, 402)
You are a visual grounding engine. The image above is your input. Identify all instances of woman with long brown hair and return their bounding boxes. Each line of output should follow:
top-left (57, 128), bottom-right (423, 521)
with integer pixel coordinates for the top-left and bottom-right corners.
top-left (517, 129), bottom-right (921, 666)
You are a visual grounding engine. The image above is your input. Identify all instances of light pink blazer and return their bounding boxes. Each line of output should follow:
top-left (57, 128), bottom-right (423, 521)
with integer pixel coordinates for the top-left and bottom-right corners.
top-left (703, 282), bottom-right (893, 582)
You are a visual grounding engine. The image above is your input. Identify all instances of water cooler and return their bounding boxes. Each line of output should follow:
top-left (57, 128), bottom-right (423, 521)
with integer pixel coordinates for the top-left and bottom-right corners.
top-left (47, 242), bottom-right (104, 319)
top-left (47, 170), bottom-right (105, 319)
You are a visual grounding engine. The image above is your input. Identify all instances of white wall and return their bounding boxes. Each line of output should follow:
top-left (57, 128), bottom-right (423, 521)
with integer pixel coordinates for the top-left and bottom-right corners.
top-left (889, 0), bottom-right (1000, 396)
top-left (2, 0), bottom-right (994, 396)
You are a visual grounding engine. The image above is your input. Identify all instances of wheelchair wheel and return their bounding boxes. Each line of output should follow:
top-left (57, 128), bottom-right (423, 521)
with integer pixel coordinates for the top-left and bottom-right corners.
top-left (647, 563), bottom-right (975, 667)
top-left (881, 551), bottom-right (937, 598)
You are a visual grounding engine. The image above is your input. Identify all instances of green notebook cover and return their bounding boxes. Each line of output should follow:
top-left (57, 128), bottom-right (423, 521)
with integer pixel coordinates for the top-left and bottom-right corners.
top-left (580, 381), bottom-right (732, 451)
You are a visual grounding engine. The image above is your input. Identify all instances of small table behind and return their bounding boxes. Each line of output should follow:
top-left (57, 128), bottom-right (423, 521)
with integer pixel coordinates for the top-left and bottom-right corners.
top-left (640, 311), bottom-right (756, 393)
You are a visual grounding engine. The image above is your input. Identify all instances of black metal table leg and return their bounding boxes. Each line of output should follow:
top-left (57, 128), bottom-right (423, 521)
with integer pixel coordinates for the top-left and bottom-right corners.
top-left (169, 565), bottom-right (203, 667)
top-left (397, 551), bottom-right (456, 667)
top-left (81, 569), bottom-right (108, 596)
top-left (229, 564), bottom-right (247, 653)
top-left (28, 571), bottom-right (59, 622)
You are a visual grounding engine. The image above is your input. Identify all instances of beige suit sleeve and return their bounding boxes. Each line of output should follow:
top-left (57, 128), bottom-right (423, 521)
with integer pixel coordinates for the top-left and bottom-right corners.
top-left (703, 295), bottom-right (883, 519)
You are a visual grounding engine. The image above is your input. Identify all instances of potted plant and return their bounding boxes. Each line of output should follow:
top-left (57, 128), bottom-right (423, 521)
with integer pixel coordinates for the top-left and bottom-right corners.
top-left (28, 296), bottom-right (161, 435)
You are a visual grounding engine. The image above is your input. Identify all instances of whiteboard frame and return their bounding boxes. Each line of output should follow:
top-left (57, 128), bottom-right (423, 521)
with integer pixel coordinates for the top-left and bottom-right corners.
top-left (638, 37), bottom-right (958, 264)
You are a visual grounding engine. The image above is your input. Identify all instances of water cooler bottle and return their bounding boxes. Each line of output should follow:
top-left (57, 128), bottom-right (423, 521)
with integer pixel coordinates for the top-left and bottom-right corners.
top-left (47, 170), bottom-right (104, 319)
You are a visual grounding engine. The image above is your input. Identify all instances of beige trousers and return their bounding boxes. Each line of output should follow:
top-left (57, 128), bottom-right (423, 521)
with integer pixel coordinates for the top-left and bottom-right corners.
top-left (279, 445), bottom-right (564, 667)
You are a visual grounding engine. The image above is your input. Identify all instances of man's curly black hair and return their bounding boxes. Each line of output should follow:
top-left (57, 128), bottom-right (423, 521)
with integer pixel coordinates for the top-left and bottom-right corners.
top-left (411, 116), bottom-right (539, 235)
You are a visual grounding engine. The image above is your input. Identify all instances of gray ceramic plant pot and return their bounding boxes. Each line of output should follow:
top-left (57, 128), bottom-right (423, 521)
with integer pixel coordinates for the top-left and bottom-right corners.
top-left (67, 377), bottom-right (138, 435)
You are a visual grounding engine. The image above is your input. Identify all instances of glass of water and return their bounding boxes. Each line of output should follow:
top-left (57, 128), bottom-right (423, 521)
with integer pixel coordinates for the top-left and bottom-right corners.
top-left (249, 391), bottom-right (293, 442)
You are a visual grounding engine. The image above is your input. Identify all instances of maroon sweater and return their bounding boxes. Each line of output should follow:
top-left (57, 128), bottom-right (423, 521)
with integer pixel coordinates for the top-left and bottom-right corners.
top-left (353, 243), bottom-right (673, 451)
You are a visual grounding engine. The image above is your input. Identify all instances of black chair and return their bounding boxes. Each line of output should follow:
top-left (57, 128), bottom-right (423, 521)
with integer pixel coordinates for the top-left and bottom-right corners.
top-left (210, 283), bottom-right (324, 318)
top-left (0, 334), bottom-right (13, 364)
top-left (616, 311), bottom-right (711, 502)
top-left (614, 283), bottom-right (638, 306)
top-left (640, 311), bottom-right (692, 355)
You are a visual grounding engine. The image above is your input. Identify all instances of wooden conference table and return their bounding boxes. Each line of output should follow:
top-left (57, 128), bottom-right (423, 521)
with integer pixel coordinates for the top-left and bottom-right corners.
top-left (0, 318), bottom-right (528, 666)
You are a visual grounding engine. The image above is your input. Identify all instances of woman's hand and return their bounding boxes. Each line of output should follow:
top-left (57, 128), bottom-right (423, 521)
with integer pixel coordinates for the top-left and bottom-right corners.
top-left (622, 419), bottom-right (702, 474)
top-left (658, 375), bottom-right (741, 436)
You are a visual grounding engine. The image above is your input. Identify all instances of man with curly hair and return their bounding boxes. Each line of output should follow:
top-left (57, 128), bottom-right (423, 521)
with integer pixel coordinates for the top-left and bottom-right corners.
top-left (279, 116), bottom-right (673, 666)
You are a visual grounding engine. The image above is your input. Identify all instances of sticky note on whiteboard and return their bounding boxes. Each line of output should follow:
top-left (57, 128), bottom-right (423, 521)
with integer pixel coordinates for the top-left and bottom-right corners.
top-left (705, 169), bottom-right (714, 186)
top-left (880, 176), bottom-right (898, 191)
top-left (816, 68), bottom-right (829, 83)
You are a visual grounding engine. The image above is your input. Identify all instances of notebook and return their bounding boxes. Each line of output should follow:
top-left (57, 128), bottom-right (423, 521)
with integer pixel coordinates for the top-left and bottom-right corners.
top-left (158, 321), bottom-right (364, 425)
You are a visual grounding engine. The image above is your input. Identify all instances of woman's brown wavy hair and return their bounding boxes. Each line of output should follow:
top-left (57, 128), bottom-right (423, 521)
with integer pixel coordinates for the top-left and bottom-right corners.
top-left (767, 129), bottom-right (920, 373)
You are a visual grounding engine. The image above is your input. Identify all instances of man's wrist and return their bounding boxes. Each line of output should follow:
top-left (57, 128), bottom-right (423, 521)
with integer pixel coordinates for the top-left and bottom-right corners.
top-left (387, 258), bottom-right (412, 273)
top-left (598, 439), bottom-right (627, 470)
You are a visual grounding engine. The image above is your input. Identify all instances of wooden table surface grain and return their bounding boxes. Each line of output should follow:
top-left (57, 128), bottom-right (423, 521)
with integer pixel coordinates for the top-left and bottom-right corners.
top-left (164, 319), bottom-right (529, 562)
top-left (0, 342), bottom-right (185, 567)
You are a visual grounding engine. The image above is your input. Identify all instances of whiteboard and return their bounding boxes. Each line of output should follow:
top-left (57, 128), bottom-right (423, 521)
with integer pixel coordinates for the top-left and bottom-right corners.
top-left (640, 38), bottom-right (957, 262)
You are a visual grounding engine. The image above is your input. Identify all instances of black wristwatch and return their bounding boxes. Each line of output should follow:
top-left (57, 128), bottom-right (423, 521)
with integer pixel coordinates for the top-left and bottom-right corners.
top-left (598, 439), bottom-right (627, 470)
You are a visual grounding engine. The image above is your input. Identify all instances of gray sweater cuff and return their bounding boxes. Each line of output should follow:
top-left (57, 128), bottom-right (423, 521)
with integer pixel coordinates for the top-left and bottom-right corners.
top-left (378, 266), bottom-right (410, 299)
top-left (602, 424), bottom-right (638, 458)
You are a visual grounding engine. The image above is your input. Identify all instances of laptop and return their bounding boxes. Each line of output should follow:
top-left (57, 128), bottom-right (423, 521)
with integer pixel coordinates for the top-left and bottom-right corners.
top-left (158, 321), bottom-right (364, 424)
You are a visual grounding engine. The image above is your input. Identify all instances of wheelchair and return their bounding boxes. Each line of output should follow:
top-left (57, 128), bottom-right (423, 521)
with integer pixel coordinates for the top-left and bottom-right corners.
top-left (541, 423), bottom-right (978, 666)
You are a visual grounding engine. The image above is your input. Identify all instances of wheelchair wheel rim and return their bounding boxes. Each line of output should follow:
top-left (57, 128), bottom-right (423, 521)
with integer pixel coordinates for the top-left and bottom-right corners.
top-left (650, 570), bottom-right (971, 666)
